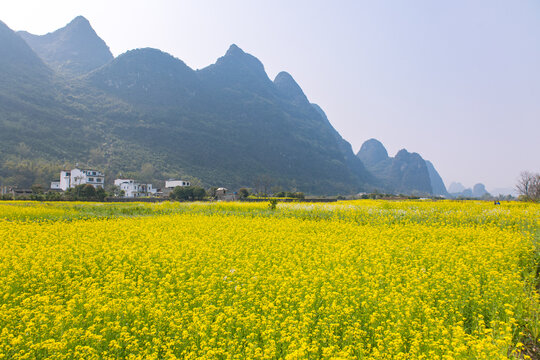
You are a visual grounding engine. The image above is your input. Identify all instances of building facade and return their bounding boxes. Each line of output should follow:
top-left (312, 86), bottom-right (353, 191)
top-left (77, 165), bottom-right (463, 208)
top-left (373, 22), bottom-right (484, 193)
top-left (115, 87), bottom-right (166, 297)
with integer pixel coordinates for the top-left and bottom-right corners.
top-left (165, 180), bottom-right (191, 188)
top-left (51, 168), bottom-right (105, 191)
top-left (114, 179), bottom-right (157, 198)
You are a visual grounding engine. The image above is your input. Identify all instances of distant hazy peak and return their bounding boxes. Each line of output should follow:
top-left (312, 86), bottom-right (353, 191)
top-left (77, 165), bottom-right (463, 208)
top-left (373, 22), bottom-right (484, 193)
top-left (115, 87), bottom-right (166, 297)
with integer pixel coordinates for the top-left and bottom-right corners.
top-left (69, 15), bottom-right (91, 26)
top-left (215, 44), bottom-right (265, 70)
top-left (20, 15), bottom-right (92, 38)
top-left (85, 46), bottom-right (200, 106)
top-left (114, 47), bottom-right (189, 64)
top-left (395, 148), bottom-right (422, 161)
top-left (274, 71), bottom-right (309, 105)
top-left (18, 15), bottom-right (113, 76)
top-left (123, 47), bottom-right (164, 55)
top-left (448, 182), bottom-right (466, 193)
top-left (225, 43), bottom-right (245, 57)
top-left (395, 148), bottom-right (410, 157)
top-left (472, 183), bottom-right (488, 197)
top-left (362, 138), bottom-right (387, 151)
top-left (357, 138), bottom-right (389, 165)
top-left (32, 15), bottom-right (101, 43)
top-left (198, 43), bottom-right (272, 90)
top-left (274, 71), bottom-right (295, 83)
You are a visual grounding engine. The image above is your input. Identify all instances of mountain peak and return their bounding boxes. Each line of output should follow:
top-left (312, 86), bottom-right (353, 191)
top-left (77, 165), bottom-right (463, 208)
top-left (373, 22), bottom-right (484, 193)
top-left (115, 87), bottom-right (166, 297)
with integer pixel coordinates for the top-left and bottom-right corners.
top-left (357, 139), bottom-right (433, 195)
top-left (217, 44), bottom-right (263, 70)
top-left (86, 47), bottom-right (198, 106)
top-left (472, 183), bottom-right (488, 198)
top-left (357, 138), bottom-right (389, 165)
top-left (275, 71), bottom-right (294, 81)
top-left (68, 15), bottom-right (91, 27)
top-left (448, 182), bottom-right (466, 193)
top-left (274, 71), bottom-right (309, 105)
top-left (18, 16), bottom-right (113, 76)
top-left (225, 44), bottom-right (245, 57)
top-left (198, 44), bottom-right (272, 92)
top-left (395, 148), bottom-right (422, 160)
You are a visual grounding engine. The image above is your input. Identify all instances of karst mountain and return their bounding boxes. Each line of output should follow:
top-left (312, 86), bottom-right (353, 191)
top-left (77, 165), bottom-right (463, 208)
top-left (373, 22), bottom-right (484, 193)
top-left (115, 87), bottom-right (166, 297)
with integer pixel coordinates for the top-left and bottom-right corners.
top-left (0, 16), bottom-right (447, 195)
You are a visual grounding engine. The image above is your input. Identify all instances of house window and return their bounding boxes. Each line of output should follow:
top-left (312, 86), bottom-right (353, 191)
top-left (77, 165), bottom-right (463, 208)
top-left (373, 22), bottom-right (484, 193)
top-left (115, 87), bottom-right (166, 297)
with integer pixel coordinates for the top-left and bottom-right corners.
top-left (89, 177), bottom-right (94, 182)
top-left (96, 178), bottom-right (102, 182)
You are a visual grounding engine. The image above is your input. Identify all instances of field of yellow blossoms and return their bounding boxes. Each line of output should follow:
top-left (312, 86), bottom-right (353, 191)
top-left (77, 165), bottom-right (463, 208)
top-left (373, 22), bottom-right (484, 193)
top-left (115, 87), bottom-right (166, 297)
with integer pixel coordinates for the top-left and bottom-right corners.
top-left (0, 200), bottom-right (538, 359)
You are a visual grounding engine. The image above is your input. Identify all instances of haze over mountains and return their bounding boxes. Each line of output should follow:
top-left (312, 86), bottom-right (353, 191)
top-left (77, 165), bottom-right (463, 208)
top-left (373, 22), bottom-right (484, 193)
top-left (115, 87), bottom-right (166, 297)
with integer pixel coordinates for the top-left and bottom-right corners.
top-left (1, 16), bottom-right (452, 195)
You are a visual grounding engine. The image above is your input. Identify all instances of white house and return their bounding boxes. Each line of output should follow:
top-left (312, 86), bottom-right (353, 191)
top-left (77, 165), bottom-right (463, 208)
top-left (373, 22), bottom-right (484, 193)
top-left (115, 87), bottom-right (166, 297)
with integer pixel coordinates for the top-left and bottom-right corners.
top-left (165, 180), bottom-right (191, 188)
top-left (114, 179), bottom-right (157, 198)
top-left (51, 168), bottom-right (105, 191)
top-left (50, 181), bottom-right (62, 190)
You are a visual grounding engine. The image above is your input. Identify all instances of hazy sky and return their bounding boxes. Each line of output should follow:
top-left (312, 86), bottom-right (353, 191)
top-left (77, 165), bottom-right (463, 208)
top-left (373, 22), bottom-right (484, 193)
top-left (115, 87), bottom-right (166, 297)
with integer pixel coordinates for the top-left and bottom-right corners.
top-left (1, 0), bottom-right (539, 190)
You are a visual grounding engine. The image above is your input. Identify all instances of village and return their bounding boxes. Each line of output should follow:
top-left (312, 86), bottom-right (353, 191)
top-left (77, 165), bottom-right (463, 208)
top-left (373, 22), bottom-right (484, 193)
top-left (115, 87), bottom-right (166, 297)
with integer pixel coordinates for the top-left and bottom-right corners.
top-left (0, 166), bottom-right (240, 201)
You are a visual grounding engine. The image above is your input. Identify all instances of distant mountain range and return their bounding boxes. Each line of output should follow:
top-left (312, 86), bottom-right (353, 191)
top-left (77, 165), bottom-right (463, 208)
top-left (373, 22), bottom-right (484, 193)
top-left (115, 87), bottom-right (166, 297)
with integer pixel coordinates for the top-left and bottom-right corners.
top-left (447, 182), bottom-right (488, 198)
top-left (356, 139), bottom-right (448, 196)
top-left (0, 16), bottom-right (449, 195)
top-left (448, 182), bottom-right (516, 198)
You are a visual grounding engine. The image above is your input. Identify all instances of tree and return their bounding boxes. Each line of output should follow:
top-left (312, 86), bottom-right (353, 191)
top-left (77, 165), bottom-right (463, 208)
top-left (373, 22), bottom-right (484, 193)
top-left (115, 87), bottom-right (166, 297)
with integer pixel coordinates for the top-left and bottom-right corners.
top-left (192, 187), bottom-right (206, 200)
top-left (96, 187), bottom-right (107, 201)
top-left (292, 192), bottom-right (305, 200)
top-left (78, 184), bottom-right (97, 199)
top-left (170, 186), bottom-right (189, 201)
top-left (65, 184), bottom-right (106, 201)
top-left (31, 184), bottom-right (44, 194)
top-left (238, 188), bottom-right (250, 199)
top-left (268, 199), bottom-right (278, 210)
top-left (254, 175), bottom-right (274, 197)
top-left (107, 185), bottom-right (122, 197)
top-left (208, 187), bottom-right (218, 199)
top-left (516, 171), bottom-right (540, 201)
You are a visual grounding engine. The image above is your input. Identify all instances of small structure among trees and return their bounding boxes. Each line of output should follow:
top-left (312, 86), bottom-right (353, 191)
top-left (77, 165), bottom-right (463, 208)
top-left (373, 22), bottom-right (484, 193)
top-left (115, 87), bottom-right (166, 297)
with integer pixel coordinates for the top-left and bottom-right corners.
top-left (516, 171), bottom-right (540, 201)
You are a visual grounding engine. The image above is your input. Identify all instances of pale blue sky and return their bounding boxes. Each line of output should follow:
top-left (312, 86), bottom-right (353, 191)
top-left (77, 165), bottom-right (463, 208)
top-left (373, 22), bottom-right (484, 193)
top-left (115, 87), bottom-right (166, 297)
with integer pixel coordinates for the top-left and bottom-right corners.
top-left (1, 0), bottom-right (539, 191)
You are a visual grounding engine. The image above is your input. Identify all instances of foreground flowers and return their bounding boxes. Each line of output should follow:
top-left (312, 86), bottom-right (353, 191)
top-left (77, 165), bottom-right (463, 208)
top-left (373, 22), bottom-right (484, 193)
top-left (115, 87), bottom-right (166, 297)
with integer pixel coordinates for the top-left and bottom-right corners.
top-left (0, 200), bottom-right (538, 359)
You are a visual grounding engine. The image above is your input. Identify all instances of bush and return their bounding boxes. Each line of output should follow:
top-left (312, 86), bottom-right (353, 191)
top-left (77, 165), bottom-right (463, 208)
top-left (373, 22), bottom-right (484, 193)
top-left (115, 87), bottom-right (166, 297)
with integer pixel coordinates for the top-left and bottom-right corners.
top-left (170, 186), bottom-right (206, 201)
top-left (238, 188), bottom-right (250, 199)
top-left (272, 191), bottom-right (304, 199)
top-left (45, 192), bottom-right (62, 201)
top-left (268, 199), bottom-right (278, 210)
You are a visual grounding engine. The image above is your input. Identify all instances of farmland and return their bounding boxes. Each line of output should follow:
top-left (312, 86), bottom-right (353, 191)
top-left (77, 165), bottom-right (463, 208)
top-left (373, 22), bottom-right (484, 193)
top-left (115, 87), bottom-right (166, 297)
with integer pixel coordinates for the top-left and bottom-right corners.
top-left (0, 200), bottom-right (538, 359)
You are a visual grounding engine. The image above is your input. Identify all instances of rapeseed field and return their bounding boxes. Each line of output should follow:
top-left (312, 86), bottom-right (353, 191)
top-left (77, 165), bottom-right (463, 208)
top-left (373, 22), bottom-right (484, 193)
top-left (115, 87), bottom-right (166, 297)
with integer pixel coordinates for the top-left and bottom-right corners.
top-left (0, 200), bottom-right (538, 359)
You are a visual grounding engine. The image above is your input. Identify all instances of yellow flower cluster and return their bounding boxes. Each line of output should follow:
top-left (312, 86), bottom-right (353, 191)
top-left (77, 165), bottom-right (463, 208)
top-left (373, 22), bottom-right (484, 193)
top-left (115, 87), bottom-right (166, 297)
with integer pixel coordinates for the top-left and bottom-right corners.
top-left (0, 200), bottom-right (538, 359)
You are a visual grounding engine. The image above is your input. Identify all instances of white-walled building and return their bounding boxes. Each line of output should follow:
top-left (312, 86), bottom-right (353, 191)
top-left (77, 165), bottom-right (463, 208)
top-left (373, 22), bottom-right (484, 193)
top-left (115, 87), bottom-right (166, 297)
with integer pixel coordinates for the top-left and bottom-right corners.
top-left (114, 179), bottom-right (157, 198)
top-left (165, 180), bottom-right (191, 188)
top-left (50, 181), bottom-right (62, 190)
top-left (51, 168), bottom-right (105, 191)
